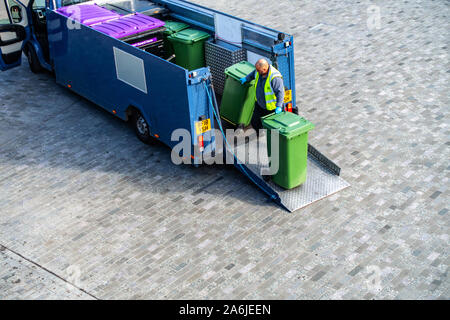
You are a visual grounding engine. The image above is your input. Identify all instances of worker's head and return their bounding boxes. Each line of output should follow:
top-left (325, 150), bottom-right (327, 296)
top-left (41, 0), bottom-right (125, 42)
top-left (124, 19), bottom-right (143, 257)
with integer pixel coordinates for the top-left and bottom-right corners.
top-left (255, 59), bottom-right (270, 76)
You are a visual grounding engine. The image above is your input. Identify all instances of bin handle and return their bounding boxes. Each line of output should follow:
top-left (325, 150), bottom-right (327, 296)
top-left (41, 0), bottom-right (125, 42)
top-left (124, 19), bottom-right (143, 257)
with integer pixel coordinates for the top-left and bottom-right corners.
top-left (166, 54), bottom-right (176, 62)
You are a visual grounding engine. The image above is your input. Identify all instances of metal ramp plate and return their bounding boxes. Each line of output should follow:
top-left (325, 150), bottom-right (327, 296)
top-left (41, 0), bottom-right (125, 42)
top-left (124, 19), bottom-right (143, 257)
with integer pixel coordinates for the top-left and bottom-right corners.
top-left (230, 133), bottom-right (350, 212)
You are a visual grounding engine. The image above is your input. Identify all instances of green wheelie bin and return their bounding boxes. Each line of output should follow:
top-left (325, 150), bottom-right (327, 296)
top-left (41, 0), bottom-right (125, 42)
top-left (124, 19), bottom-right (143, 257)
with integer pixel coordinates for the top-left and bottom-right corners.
top-left (163, 21), bottom-right (189, 59)
top-left (167, 28), bottom-right (211, 70)
top-left (220, 61), bottom-right (257, 127)
top-left (262, 112), bottom-right (315, 189)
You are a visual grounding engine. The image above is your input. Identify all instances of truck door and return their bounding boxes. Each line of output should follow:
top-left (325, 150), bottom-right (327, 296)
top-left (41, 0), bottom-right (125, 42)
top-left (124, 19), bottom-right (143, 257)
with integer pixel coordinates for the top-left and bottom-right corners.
top-left (0, 0), bottom-right (30, 70)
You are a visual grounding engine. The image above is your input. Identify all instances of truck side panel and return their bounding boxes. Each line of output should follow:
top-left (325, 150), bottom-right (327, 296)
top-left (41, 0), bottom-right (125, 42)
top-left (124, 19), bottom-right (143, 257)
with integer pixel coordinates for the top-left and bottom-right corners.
top-left (47, 10), bottom-right (193, 149)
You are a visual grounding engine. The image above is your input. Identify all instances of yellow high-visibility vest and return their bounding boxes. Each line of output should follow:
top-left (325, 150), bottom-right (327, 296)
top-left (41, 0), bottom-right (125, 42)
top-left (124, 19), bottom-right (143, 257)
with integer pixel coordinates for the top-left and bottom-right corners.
top-left (254, 65), bottom-right (283, 111)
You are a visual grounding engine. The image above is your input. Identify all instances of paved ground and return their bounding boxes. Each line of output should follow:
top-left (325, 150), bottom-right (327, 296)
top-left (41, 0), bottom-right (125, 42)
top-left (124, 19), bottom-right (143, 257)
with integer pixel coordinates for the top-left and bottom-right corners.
top-left (0, 0), bottom-right (448, 299)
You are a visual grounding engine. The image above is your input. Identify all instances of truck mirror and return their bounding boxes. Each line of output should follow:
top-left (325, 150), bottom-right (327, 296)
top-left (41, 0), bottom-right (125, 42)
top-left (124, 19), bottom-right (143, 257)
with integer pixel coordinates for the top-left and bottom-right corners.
top-left (10, 5), bottom-right (22, 23)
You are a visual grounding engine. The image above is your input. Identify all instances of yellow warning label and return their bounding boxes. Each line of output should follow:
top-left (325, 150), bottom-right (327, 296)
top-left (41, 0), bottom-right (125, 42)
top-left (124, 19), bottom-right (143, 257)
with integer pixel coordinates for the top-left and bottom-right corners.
top-left (195, 119), bottom-right (211, 135)
top-left (284, 90), bottom-right (292, 103)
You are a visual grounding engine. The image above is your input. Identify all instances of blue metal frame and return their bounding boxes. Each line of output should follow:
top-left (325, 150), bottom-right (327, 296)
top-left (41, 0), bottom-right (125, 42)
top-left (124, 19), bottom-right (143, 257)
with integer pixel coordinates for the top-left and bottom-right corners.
top-left (27, 33), bottom-right (52, 71)
top-left (26, 0), bottom-right (52, 71)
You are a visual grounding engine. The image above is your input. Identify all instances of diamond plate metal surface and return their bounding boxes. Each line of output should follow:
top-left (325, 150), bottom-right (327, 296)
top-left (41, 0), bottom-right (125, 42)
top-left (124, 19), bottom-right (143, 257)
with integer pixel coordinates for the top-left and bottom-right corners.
top-left (205, 40), bottom-right (247, 95)
top-left (233, 133), bottom-right (350, 212)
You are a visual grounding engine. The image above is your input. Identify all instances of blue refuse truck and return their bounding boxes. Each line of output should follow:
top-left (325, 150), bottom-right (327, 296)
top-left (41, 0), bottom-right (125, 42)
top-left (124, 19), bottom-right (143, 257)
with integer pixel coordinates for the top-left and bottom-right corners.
top-left (0, 0), bottom-right (347, 211)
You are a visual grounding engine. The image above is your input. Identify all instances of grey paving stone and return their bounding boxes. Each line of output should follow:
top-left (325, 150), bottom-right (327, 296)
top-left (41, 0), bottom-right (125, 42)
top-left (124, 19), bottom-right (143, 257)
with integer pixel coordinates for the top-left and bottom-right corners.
top-left (0, 0), bottom-right (449, 300)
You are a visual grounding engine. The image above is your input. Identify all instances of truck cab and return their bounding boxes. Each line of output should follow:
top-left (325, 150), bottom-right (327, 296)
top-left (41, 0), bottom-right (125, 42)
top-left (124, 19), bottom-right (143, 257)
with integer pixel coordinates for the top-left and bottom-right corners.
top-left (0, 0), bottom-right (53, 72)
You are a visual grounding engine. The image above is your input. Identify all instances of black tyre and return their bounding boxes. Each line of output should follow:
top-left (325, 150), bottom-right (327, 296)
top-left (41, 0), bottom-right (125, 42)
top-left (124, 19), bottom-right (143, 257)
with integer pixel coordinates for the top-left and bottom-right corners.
top-left (133, 110), bottom-right (155, 145)
top-left (25, 43), bottom-right (43, 74)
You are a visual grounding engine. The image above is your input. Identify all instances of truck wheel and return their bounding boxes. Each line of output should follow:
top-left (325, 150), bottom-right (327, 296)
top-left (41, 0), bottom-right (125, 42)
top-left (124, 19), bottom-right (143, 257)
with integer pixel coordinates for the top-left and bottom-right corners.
top-left (25, 44), bottom-right (43, 74)
top-left (133, 110), bottom-right (154, 145)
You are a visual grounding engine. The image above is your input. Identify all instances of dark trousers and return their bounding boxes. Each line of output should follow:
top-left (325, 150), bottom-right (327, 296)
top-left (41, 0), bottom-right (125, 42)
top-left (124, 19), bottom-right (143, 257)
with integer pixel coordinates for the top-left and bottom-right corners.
top-left (251, 103), bottom-right (273, 132)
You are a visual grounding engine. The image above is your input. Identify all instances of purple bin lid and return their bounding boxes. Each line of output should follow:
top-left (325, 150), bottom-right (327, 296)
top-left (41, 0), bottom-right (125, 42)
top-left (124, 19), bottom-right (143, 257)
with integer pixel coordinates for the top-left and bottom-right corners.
top-left (91, 13), bottom-right (165, 39)
top-left (57, 4), bottom-right (121, 26)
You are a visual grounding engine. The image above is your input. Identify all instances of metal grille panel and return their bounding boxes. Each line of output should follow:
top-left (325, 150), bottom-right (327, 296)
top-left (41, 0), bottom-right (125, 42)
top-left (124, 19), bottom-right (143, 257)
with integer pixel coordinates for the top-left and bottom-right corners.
top-left (205, 40), bottom-right (247, 95)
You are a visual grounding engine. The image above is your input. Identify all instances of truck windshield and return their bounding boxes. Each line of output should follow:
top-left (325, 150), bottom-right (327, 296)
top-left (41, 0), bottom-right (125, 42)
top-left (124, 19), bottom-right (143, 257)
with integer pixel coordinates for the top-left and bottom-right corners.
top-left (0, 0), bottom-right (9, 25)
top-left (33, 0), bottom-right (46, 8)
top-left (61, 0), bottom-right (92, 7)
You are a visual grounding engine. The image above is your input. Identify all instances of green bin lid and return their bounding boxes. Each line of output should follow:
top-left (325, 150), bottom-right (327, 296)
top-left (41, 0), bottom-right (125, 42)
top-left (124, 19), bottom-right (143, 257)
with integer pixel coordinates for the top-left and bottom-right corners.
top-left (225, 61), bottom-right (255, 81)
top-left (262, 112), bottom-right (315, 138)
top-left (168, 28), bottom-right (211, 44)
top-left (163, 21), bottom-right (189, 35)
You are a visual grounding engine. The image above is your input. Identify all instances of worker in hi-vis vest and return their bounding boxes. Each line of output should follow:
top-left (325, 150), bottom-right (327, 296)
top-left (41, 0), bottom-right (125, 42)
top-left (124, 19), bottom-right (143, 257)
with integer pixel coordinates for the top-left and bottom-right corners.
top-left (241, 59), bottom-right (285, 132)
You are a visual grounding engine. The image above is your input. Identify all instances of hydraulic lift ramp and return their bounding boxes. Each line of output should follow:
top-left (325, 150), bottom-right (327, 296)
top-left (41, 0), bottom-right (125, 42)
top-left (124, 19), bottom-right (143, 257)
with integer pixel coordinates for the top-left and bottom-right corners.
top-left (227, 132), bottom-right (350, 212)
